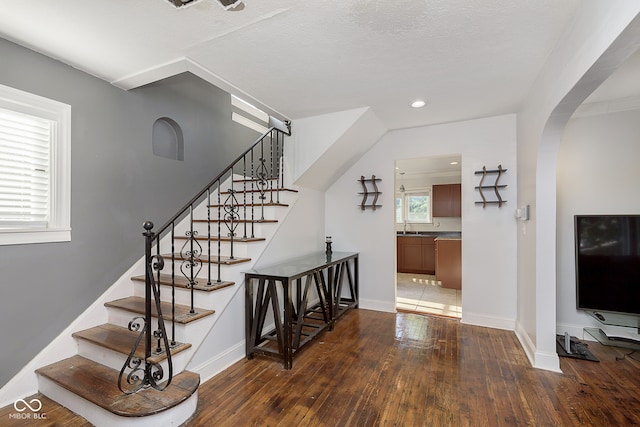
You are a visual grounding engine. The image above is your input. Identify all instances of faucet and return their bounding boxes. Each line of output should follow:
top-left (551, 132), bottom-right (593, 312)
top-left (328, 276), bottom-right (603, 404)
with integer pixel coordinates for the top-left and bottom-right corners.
top-left (403, 220), bottom-right (408, 234)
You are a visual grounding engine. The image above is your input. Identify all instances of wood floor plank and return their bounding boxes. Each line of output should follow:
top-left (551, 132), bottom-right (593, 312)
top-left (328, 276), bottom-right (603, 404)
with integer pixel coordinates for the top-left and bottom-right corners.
top-left (7, 309), bottom-right (640, 426)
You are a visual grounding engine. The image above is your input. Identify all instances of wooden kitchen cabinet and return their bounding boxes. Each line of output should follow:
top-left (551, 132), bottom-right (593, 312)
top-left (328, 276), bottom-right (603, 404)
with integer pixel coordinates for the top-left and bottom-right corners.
top-left (435, 238), bottom-right (461, 289)
top-left (432, 184), bottom-right (461, 217)
top-left (397, 236), bottom-right (435, 274)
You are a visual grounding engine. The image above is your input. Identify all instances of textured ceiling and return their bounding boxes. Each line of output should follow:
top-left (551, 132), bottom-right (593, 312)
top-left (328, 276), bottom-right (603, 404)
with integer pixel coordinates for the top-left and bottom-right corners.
top-left (0, 0), bottom-right (584, 130)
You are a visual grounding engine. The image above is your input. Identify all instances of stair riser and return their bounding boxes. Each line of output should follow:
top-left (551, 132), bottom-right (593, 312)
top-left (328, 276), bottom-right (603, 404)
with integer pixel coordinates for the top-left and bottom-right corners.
top-left (133, 281), bottom-right (236, 310)
top-left (200, 188), bottom-right (297, 206)
top-left (145, 260), bottom-right (253, 288)
top-left (161, 240), bottom-right (251, 259)
top-left (172, 222), bottom-right (274, 243)
top-left (106, 307), bottom-right (214, 344)
top-left (107, 308), bottom-right (191, 343)
top-left (75, 339), bottom-right (190, 377)
top-left (192, 203), bottom-right (286, 221)
top-left (185, 197), bottom-right (294, 230)
top-left (38, 375), bottom-right (198, 427)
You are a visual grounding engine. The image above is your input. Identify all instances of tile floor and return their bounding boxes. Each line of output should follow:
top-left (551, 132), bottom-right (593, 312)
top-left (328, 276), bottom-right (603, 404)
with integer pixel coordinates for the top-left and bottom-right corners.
top-left (396, 272), bottom-right (462, 318)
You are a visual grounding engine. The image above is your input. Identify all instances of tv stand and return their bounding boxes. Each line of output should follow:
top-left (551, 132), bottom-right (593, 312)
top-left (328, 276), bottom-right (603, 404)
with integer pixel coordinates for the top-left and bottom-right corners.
top-left (584, 327), bottom-right (640, 351)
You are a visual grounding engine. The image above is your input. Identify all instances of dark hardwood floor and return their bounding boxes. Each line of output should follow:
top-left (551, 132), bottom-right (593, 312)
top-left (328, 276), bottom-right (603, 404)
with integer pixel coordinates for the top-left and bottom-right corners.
top-left (3, 309), bottom-right (640, 426)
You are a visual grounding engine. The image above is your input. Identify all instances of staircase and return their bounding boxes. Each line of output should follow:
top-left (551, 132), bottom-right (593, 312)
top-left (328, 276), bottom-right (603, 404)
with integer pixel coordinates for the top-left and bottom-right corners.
top-left (32, 126), bottom-right (295, 425)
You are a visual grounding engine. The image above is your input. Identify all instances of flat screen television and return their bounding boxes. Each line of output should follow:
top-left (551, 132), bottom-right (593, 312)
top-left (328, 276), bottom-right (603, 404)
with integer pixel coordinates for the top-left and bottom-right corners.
top-left (575, 215), bottom-right (640, 315)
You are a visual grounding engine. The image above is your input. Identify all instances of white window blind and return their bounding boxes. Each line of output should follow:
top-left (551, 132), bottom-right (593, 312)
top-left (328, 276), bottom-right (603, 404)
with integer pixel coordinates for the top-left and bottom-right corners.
top-left (0, 108), bottom-right (51, 228)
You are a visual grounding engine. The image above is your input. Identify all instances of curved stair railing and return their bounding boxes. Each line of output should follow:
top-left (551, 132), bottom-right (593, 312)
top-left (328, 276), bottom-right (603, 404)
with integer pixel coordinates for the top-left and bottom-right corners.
top-left (118, 123), bottom-right (291, 391)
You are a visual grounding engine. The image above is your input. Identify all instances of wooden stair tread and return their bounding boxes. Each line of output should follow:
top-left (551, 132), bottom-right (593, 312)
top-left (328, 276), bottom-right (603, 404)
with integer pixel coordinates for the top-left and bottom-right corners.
top-left (221, 188), bottom-right (298, 194)
top-left (36, 355), bottom-right (199, 418)
top-left (72, 324), bottom-right (191, 364)
top-left (174, 235), bottom-right (266, 243)
top-left (232, 177), bottom-right (279, 183)
top-left (131, 274), bottom-right (234, 292)
top-left (208, 202), bottom-right (288, 208)
top-left (105, 297), bottom-right (214, 324)
top-left (162, 253), bottom-right (251, 265)
top-left (193, 218), bottom-right (278, 224)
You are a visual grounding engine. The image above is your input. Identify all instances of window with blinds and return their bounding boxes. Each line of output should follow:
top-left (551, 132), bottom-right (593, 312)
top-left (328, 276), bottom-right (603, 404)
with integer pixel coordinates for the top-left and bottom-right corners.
top-left (0, 108), bottom-right (51, 228)
top-left (0, 83), bottom-right (71, 246)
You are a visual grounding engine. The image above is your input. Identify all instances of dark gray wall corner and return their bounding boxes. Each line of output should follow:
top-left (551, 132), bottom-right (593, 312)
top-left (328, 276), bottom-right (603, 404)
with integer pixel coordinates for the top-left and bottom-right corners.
top-left (0, 38), bottom-right (257, 387)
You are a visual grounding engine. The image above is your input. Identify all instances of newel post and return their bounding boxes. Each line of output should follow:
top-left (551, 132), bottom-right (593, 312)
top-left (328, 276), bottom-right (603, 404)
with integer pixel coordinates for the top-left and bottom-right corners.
top-left (143, 221), bottom-right (155, 377)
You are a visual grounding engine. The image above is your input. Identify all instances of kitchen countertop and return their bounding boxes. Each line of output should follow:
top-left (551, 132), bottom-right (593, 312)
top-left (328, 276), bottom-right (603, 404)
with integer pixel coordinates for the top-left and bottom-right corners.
top-left (396, 231), bottom-right (461, 239)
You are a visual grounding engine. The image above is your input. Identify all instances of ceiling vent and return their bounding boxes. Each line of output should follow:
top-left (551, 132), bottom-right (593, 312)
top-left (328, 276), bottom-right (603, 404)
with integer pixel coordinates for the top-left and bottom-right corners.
top-left (167, 0), bottom-right (244, 10)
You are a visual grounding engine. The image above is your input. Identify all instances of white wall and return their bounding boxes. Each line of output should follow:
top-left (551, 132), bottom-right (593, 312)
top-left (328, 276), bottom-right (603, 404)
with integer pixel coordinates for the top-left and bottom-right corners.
top-left (289, 107), bottom-right (386, 191)
top-left (325, 114), bottom-right (518, 329)
top-left (516, 2), bottom-right (640, 371)
top-left (557, 108), bottom-right (640, 340)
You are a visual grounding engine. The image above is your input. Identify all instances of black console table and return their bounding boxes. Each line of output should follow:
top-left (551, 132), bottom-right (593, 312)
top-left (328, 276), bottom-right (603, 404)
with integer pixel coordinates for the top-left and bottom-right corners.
top-left (244, 251), bottom-right (359, 369)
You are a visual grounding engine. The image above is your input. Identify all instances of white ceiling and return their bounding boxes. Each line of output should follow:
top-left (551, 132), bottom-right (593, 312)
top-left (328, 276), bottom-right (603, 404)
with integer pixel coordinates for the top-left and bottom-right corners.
top-left (0, 0), bottom-right (593, 131)
top-left (396, 155), bottom-right (461, 180)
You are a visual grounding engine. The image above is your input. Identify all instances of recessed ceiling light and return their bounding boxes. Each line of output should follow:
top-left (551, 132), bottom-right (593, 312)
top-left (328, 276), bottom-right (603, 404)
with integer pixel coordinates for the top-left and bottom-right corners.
top-left (450, 161), bottom-right (459, 165)
top-left (411, 100), bottom-right (426, 108)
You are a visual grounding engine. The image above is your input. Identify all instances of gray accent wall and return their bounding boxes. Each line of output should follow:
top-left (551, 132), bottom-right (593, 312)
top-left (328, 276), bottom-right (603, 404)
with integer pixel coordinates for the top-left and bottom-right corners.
top-left (0, 37), bottom-right (258, 387)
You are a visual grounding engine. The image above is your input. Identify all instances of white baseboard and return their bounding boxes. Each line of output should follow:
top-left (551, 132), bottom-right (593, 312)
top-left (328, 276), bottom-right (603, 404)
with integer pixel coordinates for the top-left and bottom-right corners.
top-left (515, 320), bottom-right (561, 373)
top-left (515, 321), bottom-right (536, 367)
top-left (533, 350), bottom-right (561, 372)
top-left (189, 340), bottom-right (246, 384)
top-left (461, 311), bottom-right (515, 331)
top-left (359, 298), bottom-right (396, 313)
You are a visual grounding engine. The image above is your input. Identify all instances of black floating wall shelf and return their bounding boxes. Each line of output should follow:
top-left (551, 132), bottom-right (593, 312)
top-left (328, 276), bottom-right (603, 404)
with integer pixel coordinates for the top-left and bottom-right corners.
top-left (475, 165), bottom-right (507, 208)
top-left (358, 175), bottom-right (382, 211)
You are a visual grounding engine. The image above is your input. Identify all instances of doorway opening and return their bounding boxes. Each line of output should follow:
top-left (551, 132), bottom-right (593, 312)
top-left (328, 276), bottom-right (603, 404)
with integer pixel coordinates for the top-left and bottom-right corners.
top-left (395, 155), bottom-right (462, 318)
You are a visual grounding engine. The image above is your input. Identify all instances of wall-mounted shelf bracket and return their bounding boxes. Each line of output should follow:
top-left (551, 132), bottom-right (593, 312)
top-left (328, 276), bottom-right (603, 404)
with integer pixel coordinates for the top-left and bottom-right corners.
top-left (358, 175), bottom-right (382, 210)
top-left (474, 165), bottom-right (507, 208)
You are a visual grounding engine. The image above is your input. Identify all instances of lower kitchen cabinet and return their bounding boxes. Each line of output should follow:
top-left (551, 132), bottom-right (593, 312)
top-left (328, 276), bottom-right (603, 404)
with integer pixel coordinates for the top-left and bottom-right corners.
top-left (435, 238), bottom-right (461, 289)
top-left (397, 236), bottom-right (435, 274)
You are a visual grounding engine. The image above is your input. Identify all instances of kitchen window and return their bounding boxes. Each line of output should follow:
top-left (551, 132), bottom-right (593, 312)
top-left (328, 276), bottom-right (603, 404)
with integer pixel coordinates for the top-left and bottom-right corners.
top-left (396, 189), bottom-right (431, 223)
top-left (0, 84), bottom-right (71, 245)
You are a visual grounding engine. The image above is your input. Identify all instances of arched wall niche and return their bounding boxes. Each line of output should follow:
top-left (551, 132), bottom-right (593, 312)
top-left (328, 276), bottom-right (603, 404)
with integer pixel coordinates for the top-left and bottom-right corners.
top-left (152, 116), bottom-right (184, 161)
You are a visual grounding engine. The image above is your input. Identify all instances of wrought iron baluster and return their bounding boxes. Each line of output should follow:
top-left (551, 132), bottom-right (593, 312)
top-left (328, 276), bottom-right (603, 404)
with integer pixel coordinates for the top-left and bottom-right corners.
top-left (275, 131), bottom-right (281, 204)
top-left (250, 147), bottom-right (255, 238)
top-left (269, 132), bottom-right (274, 203)
top-left (243, 156), bottom-right (247, 239)
top-left (119, 222), bottom-right (172, 394)
top-left (170, 225), bottom-right (176, 345)
top-left (257, 139), bottom-right (267, 221)
top-left (207, 189), bottom-right (212, 286)
top-left (180, 206), bottom-right (201, 314)
top-left (217, 178), bottom-right (222, 283)
top-left (155, 235), bottom-right (162, 353)
top-left (224, 171), bottom-right (240, 260)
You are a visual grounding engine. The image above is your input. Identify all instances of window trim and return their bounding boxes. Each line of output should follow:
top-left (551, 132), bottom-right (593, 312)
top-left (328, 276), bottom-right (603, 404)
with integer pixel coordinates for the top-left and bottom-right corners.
top-left (396, 188), bottom-right (432, 224)
top-left (0, 84), bottom-right (71, 245)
